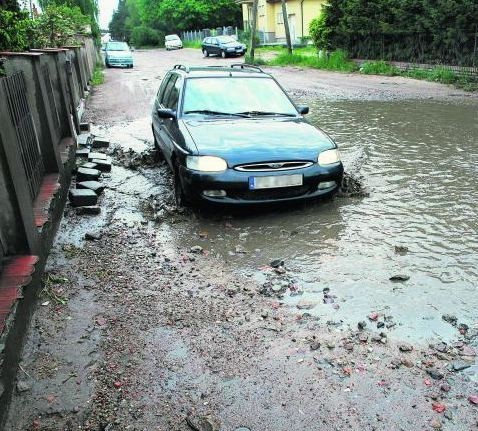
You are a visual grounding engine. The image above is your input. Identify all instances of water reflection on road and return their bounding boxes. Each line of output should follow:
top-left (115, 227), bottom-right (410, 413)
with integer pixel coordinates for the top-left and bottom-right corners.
top-left (171, 99), bottom-right (478, 343)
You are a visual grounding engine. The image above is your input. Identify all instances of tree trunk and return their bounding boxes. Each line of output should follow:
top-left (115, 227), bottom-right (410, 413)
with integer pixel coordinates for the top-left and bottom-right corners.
top-left (281, 0), bottom-right (292, 54)
top-left (249, 0), bottom-right (259, 62)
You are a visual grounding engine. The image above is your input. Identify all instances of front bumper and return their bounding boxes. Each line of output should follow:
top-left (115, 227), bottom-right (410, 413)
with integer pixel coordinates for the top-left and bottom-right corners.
top-left (106, 57), bottom-right (133, 67)
top-left (179, 162), bottom-right (343, 205)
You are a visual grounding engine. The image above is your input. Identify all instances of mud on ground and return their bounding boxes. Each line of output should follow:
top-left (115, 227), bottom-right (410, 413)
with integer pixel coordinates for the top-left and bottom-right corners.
top-left (5, 48), bottom-right (478, 431)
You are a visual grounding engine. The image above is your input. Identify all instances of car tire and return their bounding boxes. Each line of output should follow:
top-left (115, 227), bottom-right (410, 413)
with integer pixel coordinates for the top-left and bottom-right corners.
top-left (203, 49), bottom-right (209, 58)
top-left (221, 50), bottom-right (227, 59)
top-left (173, 163), bottom-right (189, 207)
top-left (152, 128), bottom-right (164, 161)
top-left (105, 61), bottom-right (111, 68)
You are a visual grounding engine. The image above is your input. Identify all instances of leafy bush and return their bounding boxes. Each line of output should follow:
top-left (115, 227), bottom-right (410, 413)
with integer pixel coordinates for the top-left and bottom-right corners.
top-left (309, 13), bottom-right (330, 51)
top-left (360, 60), bottom-right (400, 76)
top-left (0, 10), bottom-right (34, 51)
top-left (240, 29), bottom-right (260, 48)
top-left (130, 25), bottom-right (164, 47)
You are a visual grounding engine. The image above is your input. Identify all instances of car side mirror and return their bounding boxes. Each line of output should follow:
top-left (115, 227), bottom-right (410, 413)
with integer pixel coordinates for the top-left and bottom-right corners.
top-left (298, 105), bottom-right (309, 115)
top-left (157, 108), bottom-right (176, 119)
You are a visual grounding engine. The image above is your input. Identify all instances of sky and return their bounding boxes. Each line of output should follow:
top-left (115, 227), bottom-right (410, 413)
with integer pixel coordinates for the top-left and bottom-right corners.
top-left (98, 0), bottom-right (119, 30)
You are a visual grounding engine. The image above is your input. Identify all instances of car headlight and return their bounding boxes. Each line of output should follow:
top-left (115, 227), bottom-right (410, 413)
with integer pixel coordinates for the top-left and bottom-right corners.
top-left (318, 149), bottom-right (341, 166)
top-left (186, 156), bottom-right (227, 172)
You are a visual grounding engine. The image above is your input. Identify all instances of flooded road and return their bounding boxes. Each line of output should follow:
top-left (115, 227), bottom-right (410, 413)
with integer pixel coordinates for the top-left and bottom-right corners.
top-left (6, 48), bottom-right (478, 430)
top-left (170, 99), bottom-right (478, 343)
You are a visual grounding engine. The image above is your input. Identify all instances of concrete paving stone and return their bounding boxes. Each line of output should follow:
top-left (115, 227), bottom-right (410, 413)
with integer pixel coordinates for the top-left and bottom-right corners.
top-left (77, 167), bottom-right (101, 182)
top-left (69, 189), bottom-right (98, 207)
top-left (75, 206), bottom-right (101, 215)
top-left (88, 152), bottom-right (107, 161)
top-left (90, 158), bottom-right (112, 172)
top-left (77, 181), bottom-right (105, 195)
top-left (92, 137), bottom-right (110, 149)
top-left (76, 148), bottom-right (90, 158)
top-left (80, 123), bottom-right (90, 132)
top-left (79, 162), bottom-right (98, 170)
top-left (77, 133), bottom-right (91, 147)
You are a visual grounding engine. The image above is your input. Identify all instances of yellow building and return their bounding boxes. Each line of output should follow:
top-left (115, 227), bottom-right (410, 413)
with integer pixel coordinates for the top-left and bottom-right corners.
top-left (236, 0), bottom-right (326, 43)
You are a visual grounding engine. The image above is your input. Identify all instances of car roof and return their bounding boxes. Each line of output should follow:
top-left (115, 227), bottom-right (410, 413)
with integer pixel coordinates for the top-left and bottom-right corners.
top-left (171, 64), bottom-right (270, 79)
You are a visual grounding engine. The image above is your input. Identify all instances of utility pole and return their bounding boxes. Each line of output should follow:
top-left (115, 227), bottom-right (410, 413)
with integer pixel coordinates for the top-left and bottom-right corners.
top-left (281, 0), bottom-right (292, 54)
top-left (249, 0), bottom-right (259, 62)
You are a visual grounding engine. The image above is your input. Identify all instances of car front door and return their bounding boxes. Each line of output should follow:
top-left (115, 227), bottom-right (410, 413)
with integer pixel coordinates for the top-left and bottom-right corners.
top-left (152, 72), bottom-right (173, 151)
top-left (211, 38), bottom-right (220, 55)
top-left (159, 74), bottom-right (182, 166)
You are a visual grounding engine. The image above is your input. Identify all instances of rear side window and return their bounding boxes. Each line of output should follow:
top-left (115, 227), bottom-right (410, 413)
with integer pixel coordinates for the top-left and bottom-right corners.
top-left (157, 73), bottom-right (172, 104)
top-left (160, 74), bottom-right (176, 105)
top-left (164, 75), bottom-right (181, 110)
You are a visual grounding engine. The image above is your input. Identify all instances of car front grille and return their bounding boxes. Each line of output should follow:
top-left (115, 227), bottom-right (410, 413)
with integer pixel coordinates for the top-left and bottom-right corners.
top-left (109, 57), bottom-right (131, 63)
top-left (235, 161), bottom-right (313, 172)
top-left (231, 185), bottom-right (312, 201)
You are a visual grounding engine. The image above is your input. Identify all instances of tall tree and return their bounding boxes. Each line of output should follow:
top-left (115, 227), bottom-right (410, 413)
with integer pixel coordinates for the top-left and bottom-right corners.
top-left (0, 0), bottom-right (20, 12)
top-left (109, 0), bottom-right (129, 40)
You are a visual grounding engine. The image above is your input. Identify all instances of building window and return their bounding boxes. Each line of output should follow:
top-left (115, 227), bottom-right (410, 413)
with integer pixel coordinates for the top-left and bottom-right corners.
top-left (277, 13), bottom-right (284, 24)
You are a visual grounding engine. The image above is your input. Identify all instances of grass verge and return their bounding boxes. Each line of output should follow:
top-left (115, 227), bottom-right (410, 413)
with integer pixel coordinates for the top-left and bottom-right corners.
top-left (91, 63), bottom-right (104, 86)
top-left (268, 49), bottom-right (357, 72)
top-left (183, 40), bottom-right (202, 49)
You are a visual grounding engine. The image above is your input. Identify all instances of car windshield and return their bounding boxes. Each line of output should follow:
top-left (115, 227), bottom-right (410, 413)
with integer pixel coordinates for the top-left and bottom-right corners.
top-left (107, 42), bottom-right (129, 51)
top-left (217, 36), bottom-right (236, 44)
top-left (166, 35), bottom-right (179, 41)
top-left (182, 77), bottom-right (298, 117)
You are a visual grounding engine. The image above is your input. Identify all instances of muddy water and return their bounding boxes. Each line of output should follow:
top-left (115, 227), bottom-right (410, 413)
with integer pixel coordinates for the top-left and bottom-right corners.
top-left (168, 100), bottom-right (478, 343)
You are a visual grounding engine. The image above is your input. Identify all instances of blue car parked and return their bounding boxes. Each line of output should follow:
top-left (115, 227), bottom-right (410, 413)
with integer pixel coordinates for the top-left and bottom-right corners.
top-left (104, 41), bottom-right (134, 68)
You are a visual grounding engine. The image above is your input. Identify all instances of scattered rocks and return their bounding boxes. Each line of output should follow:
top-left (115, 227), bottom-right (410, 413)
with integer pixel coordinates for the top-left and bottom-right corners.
top-left (450, 361), bottom-right (471, 372)
top-left (190, 246), bottom-right (203, 254)
top-left (389, 274), bottom-right (410, 282)
top-left (357, 321), bottom-right (367, 330)
top-left (394, 245), bottom-right (409, 255)
top-left (75, 205), bottom-right (101, 215)
top-left (296, 301), bottom-right (316, 310)
top-left (442, 314), bottom-right (457, 326)
top-left (85, 232), bottom-right (102, 241)
top-left (368, 312), bottom-right (379, 321)
top-left (430, 418), bottom-right (442, 429)
top-left (427, 368), bottom-right (444, 380)
top-left (398, 343), bottom-right (413, 352)
top-left (77, 181), bottom-right (105, 195)
top-left (186, 415), bottom-right (216, 431)
top-left (468, 395), bottom-right (478, 405)
top-left (16, 380), bottom-right (31, 393)
top-left (432, 402), bottom-right (446, 413)
top-left (459, 345), bottom-right (476, 357)
top-left (270, 259), bottom-right (284, 268)
top-left (77, 167), bottom-right (101, 182)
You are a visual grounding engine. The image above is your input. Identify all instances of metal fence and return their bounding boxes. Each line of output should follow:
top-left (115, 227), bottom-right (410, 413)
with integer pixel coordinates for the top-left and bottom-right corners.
top-left (2, 72), bottom-right (44, 200)
top-left (181, 26), bottom-right (239, 43)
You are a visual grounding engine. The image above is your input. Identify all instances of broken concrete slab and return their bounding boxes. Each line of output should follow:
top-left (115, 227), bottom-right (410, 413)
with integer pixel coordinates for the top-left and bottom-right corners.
top-left (78, 162), bottom-right (98, 170)
top-left (92, 137), bottom-right (110, 149)
top-left (77, 167), bottom-right (101, 182)
top-left (77, 134), bottom-right (92, 147)
top-left (90, 158), bottom-right (112, 172)
top-left (77, 181), bottom-right (105, 195)
top-left (75, 206), bottom-right (101, 215)
top-left (69, 189), bottom-right (98, 207)
top-left (76, 148), bottom-right (90, 158)
top-left (88, 152), bottom-right (107, 161)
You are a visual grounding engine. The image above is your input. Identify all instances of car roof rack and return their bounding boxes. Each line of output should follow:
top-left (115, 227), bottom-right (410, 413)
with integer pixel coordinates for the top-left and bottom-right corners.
top-left (172, 64), bottom-right (265, 74)
top-left (230, 64), bottom-right (264, 73)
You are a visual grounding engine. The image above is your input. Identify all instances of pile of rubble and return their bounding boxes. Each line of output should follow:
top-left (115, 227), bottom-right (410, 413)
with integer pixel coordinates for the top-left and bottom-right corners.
top-left (68, 125), bottom-right (111, 214)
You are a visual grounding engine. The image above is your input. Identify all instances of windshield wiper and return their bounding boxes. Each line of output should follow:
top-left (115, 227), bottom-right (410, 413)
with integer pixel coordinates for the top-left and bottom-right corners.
top-left (235, 111), bottom-right (297, 117)
top-left (183, 110), bottom-right (249, 117)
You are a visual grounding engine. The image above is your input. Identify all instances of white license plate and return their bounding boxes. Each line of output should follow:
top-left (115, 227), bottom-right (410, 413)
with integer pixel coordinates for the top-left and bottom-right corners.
top-left (249, 174), bottom-right (303, 190)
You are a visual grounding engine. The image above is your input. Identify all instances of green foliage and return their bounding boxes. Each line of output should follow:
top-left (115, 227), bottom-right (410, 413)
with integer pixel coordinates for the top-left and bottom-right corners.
top-left (183, 40), bottom-right (202, 49)
top-left (35, 4), bottom-right (90, 47)
top-left (269, 49), bottom-right (358, 72)
top-left (0, 0), bottom-right (20, 12)
top-left (244, 55), bottom-right (267, 66)
top-left (109, 0), bottom-right (241, 45)
top-left (309, 12), bottom-right (330, 51)
top-left (317, 0), bottom-right (478, 66)
top-left (240, 29), bottom-right (259, 47)
top-left (0, 9), bottom-right (34, 51)
top-left (360, 60), bottom-right (400, 76)
top-left (130, 25), bottom-right (164, 47)
top-left (91, 62), bottom-right (104, 85)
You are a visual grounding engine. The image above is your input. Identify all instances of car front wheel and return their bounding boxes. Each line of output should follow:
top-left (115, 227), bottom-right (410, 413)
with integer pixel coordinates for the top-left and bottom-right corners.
top-left (173, 164), bottom-right (189, 207)
top-left (221, 50), bottom-right (227, 59)
top-left (203, 49), bottom-right (209, 57)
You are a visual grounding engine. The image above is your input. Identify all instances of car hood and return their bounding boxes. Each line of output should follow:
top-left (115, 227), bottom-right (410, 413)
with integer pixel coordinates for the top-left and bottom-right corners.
top-left (183, 118), bottom-right (335, 166)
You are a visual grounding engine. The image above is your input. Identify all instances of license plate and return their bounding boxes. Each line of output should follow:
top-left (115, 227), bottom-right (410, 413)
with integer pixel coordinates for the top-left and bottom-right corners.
top-left (249, 174), bottom-right (303, 190)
